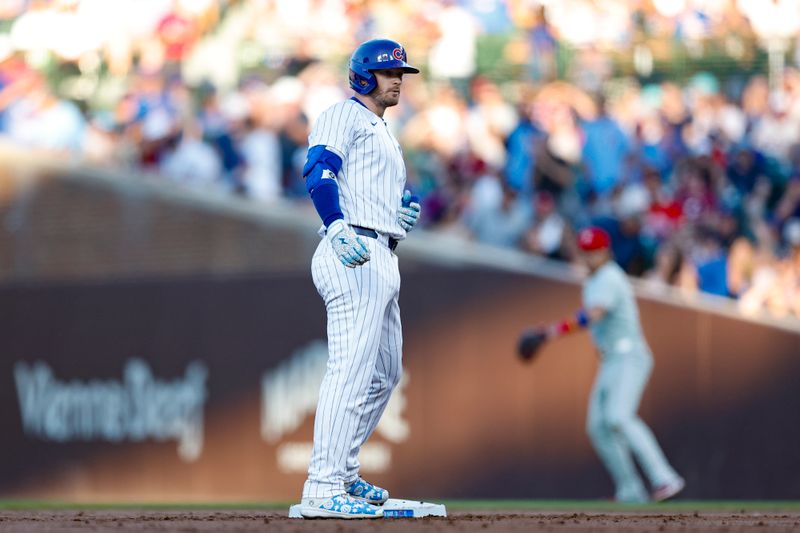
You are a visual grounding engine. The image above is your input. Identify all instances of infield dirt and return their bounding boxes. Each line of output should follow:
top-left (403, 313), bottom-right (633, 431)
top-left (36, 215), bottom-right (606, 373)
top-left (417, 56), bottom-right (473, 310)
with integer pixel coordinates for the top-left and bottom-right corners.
top-left (2, 510), bottom-right (800, 532)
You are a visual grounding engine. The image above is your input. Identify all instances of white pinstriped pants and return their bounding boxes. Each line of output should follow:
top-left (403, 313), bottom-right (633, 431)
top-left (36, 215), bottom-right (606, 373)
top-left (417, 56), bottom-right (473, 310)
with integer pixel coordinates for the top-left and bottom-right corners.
top-left (303, 236), bottom-right (403, 499)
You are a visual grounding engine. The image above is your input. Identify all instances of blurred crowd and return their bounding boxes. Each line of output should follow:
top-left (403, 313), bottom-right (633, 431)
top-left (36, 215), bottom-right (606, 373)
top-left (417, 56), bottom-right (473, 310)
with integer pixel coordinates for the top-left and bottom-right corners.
top-left (1, 0), bottom-right (800, 321)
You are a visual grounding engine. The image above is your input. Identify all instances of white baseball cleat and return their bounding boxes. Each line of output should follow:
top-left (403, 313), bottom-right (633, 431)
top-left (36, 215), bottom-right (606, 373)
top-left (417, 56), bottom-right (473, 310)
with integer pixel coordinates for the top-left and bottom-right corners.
top-left (297, 494), bottom-right (383, 519)
top-left (652, 476), bottom-right (685, 502)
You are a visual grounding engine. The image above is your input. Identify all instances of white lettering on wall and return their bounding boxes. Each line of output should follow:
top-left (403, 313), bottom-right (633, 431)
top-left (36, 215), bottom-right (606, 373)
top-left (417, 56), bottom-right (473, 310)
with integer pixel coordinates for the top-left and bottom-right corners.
top-left (14, 359), bottom-right (207, 462)
top-left (261, 340), bottom-right (410, 444)
top-left (260, 341), bottom-right (328, 444)
top-left (260, 341), bottom-right (410, 472)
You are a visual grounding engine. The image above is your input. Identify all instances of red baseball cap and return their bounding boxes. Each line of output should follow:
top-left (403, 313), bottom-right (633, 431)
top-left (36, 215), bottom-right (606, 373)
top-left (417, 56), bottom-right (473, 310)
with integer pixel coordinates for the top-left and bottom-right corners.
top-left (577, 227), bottom-right (611, 251)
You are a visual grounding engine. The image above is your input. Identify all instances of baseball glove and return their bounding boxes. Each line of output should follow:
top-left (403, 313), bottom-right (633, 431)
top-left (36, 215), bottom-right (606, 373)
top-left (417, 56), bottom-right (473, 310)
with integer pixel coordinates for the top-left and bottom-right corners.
top-left (517, 328), bottom-right (548, 363)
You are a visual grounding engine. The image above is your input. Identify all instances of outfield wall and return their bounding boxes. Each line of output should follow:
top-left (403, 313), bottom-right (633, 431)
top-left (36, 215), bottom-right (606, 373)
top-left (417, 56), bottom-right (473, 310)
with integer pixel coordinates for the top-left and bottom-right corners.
top-left (1, 269), bottom-right (799, 501)
top-left (1, 148), bottom-right (799, 501)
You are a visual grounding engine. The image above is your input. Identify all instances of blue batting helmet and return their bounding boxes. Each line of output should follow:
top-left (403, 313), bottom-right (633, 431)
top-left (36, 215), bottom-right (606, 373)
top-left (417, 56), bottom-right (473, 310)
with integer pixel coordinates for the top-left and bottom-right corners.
top-left (348, 39), bottom-right (419, 95)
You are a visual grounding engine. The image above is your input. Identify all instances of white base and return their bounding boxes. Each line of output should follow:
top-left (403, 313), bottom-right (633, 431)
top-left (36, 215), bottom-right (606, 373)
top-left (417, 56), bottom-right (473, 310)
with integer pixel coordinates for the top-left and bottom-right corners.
top-left (382, 498), bottom-right (447, 518)
top-left (288, 498), bottom-right (447, 519)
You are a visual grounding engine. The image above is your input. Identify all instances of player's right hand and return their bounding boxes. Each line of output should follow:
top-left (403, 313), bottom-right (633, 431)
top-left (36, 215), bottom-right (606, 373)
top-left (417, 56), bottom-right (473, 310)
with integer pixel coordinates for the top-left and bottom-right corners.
top-left (398, 190), bottom-right (421, 232)
top-left (327, 219), bottom-right (371, 268)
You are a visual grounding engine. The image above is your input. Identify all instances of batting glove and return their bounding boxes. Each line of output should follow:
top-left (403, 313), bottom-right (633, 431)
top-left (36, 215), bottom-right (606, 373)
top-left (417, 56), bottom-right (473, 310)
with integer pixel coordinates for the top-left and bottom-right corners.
top-left (327, 219), bottom-right (371, 268)
top-left (398, 190), bottom-right (421, 232)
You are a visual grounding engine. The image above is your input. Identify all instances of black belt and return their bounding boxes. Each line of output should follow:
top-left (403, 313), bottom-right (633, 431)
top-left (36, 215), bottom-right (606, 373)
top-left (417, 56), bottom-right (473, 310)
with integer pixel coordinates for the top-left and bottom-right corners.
top-left (352, 225), bottom-right (399, 251)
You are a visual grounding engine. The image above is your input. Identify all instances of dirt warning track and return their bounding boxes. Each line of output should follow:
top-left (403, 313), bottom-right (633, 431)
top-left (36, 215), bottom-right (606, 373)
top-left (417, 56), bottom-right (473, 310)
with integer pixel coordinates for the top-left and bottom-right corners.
top-left (2, 509), bottom-right (800, 532)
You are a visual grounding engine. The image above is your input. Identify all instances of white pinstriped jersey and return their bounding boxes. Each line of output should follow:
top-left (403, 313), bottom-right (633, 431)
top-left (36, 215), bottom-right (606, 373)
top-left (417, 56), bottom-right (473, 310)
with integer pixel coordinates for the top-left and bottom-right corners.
top-left (309, 99), bottom-right (407, 239)
top-left (303, 99), bottom-right (408, 502)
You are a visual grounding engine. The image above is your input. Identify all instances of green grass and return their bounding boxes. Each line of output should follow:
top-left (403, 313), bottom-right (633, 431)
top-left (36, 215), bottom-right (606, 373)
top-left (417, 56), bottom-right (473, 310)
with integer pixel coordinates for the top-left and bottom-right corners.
top-left (0, 501), bottom-right (292, 511)
top-left (443, 500), bottom-right (800, 512)
top-left (1, 500), bottom-right (800, 512)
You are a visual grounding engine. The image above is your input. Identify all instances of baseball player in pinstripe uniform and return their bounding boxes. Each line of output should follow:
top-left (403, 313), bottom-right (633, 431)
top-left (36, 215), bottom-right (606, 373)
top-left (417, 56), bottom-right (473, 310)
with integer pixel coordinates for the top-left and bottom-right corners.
top-left (297, 39), bottom-right (421, 519)
top-left (519, 227), bottom-right (685, 503)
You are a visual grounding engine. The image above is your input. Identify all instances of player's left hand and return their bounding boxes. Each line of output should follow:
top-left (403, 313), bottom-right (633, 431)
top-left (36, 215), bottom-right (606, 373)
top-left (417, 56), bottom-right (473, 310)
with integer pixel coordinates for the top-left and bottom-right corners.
top-left (517, 327), bottom-right (548, 363)
top-left (398, 190), bottom-right (421, 232)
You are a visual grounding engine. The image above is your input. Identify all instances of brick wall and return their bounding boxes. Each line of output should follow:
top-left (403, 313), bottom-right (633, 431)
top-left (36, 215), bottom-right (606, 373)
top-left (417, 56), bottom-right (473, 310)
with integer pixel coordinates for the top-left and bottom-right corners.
top-left (0, 149), bottom-right (318, 282)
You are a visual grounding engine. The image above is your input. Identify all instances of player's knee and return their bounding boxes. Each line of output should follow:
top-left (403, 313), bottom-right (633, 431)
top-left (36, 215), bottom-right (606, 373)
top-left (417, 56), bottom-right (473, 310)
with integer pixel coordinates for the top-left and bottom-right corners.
top-left (374, 363), bottom-right (402, 393)
top-left (605, 411), bottom-right (634, 433)
top-left (586, 417), bottom-right (606, 439)
top-left (387, 364), bottom-right (403, 390)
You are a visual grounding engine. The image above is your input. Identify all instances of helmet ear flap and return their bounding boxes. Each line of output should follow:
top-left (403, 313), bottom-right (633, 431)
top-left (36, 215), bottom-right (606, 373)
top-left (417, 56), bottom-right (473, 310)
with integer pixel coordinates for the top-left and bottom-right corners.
top-left (349, 69), bottom-right (377, 95)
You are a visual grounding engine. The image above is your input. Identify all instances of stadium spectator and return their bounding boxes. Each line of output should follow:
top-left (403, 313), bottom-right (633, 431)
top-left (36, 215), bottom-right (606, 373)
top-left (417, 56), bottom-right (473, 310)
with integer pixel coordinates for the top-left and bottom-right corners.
top-left (464, 175), bottom-right (532, 248)
top-left (643, 244), bottom-right (685, 293)
top-left (159, 120), bottom-right (222, 189)
top-left (522, 191), bottom-right (571, 260)
top-left (580, 96), bottom-right (629, 197)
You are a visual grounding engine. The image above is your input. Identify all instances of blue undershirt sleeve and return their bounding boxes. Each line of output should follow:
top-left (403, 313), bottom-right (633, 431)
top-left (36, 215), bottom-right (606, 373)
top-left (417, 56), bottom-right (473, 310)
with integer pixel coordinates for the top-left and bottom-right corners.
top-left (311, 181), bottom-right (344, 227)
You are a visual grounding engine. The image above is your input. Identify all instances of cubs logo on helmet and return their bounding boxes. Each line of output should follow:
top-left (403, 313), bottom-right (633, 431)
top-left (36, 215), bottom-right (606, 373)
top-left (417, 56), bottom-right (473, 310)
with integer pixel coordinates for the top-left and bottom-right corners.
top-left (349, 39), bottom-right (420, 95)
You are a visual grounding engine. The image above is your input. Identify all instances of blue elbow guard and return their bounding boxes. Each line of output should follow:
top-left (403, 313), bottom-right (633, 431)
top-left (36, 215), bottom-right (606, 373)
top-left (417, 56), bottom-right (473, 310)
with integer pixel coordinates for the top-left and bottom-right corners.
top-left (304, 145), bottom-right (343, 193)
top-left (304, 145), bottom-right (344, 226)
top-left (576, 309), bottom-right (590, 328)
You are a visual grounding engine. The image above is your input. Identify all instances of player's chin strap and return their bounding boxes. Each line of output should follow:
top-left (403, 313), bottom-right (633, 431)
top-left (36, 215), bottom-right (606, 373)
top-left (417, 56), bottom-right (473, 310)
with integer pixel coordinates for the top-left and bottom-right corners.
top-left (550, 309), bottom-right (591, 338)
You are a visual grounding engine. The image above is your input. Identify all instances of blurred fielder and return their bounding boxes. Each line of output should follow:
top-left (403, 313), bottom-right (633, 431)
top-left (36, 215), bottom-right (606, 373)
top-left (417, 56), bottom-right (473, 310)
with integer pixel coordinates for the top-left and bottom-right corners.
top-left (518, 227), bottom-right (685, 503)
top-left (297, 39), bottom-right (421, 519)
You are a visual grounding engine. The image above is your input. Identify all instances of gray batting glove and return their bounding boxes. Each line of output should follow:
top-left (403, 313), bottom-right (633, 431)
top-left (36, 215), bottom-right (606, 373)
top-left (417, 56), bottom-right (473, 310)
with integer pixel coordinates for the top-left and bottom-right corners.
top-left (398, 189), bottom-right (421, 232)
top-left (327, 219), bottom-right (371, 268)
